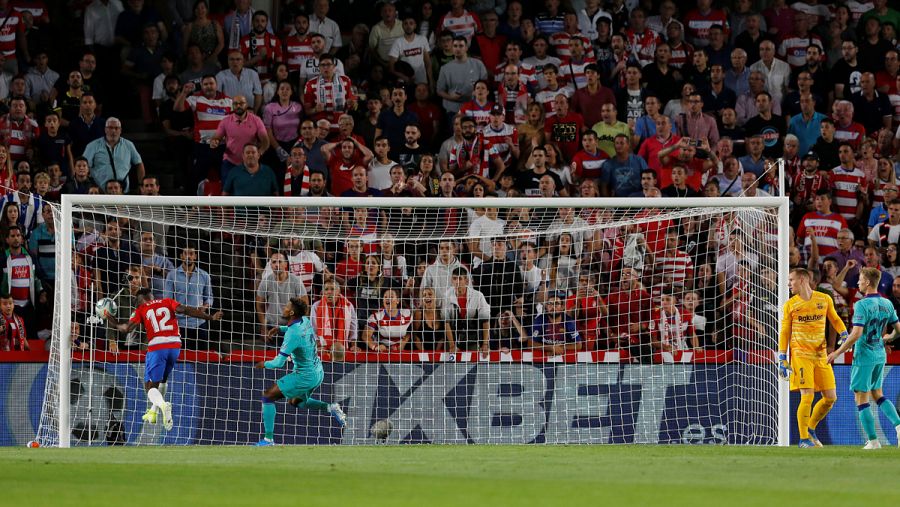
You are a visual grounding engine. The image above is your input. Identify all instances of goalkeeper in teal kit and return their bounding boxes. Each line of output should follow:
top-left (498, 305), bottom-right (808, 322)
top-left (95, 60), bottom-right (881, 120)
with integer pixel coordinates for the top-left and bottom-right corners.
top-left (254, 297), bottom-right (346, 445)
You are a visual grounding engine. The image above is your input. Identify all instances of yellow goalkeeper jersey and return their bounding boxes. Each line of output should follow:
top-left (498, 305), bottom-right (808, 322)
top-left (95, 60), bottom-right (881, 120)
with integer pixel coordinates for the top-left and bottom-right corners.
top-left (779, 291), bottom-right (848, 360)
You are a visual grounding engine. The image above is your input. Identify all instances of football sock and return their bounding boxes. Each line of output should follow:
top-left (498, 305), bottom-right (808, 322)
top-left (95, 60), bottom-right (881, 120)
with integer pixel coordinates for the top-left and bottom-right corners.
top-left (808, 396), bottom-right (835, 430)
top-left (876, 397), bottom-right (900, 427)
top-left (149, 383), bottom-right (167, 412)
top-left (147, 388), bottom-right (165, 409)
top-left (295, 397), bottom-right (328, 411)
top-left (262, 396), bottom-right (275, 440)
top-left (798, 393), bottom-right (814, 439)
top-left (858, 403), bottom-right (878, 441)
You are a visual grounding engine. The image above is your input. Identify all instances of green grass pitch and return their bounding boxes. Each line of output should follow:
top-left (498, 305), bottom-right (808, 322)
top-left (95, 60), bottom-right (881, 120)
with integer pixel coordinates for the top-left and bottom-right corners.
top-left (3, 445), bottom-right (899, 506)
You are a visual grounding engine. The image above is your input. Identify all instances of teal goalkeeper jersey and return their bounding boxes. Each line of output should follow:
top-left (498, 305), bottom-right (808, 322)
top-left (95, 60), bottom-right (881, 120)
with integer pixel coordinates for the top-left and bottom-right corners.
top-left (851, 294), bottom-right (898, 365)
top-left (265, 317), bottom-right (323, 375)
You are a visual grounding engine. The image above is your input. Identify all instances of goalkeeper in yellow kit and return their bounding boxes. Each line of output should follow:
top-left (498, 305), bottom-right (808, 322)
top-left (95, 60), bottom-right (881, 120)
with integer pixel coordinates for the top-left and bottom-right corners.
top-left (778, 268), bottom-right (849, 448)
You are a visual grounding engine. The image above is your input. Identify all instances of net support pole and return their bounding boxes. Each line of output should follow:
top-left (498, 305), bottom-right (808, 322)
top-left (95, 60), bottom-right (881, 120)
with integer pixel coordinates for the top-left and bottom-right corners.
top-left (58, 197), bottom-right (74, 448)
top-left (776, 197), bottom-right (791, 446)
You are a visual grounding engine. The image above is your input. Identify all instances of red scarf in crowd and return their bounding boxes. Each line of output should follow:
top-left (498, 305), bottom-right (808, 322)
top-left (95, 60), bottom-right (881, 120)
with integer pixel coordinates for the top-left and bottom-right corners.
top-left (314, 295), bottom-right (354, 348)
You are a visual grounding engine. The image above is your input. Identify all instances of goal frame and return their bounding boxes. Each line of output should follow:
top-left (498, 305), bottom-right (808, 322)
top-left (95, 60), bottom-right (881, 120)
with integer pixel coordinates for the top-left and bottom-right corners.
top-left (55, 194), bottom-right (791, 448)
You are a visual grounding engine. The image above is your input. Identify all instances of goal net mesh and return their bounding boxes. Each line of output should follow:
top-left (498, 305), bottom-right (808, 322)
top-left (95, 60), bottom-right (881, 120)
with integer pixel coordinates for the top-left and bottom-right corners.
top-left (37, 199), bottom-right (782, 446)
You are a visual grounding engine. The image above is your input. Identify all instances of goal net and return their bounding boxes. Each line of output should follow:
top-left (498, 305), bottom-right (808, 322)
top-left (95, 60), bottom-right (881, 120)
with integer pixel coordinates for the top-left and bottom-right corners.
top-left (37, 196), bottom-right (788, 446)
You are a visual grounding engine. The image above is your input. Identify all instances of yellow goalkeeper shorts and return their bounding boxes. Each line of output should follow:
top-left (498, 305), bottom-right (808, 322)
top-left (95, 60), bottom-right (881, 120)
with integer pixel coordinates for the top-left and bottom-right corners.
top-left (790, 356), bottom-right (836, 392)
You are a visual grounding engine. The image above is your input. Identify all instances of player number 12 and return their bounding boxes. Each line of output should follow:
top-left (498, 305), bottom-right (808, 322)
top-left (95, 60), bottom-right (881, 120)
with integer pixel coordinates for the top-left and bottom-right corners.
top-left (146, 307), bottom-right (174, 333)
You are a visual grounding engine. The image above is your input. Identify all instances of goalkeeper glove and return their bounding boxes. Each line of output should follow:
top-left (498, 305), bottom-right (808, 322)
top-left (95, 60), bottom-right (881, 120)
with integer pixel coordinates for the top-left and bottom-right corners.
top-left (777, 353), bottom-right (791, 380)
top-left (836, 330), bottom-right (849, 347)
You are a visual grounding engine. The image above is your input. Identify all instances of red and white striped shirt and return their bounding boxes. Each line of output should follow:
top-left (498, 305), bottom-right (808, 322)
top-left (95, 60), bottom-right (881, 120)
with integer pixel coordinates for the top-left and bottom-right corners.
top-left (559, 56), bottom-right (597, 90)
top-left (649, 307), bottom-right (694, 351)
top-left (302, 74), bottom-right (355, 130)
top-left (656, 249), bottom-right (694, 288)
top-left (830, 166), bottom-right (866, 221)
top-left (623, 28), bottom-right (663, 67)
top-left (130, 298), bottom-right (182, 351)
top-left (449, 133), bottom-right (499, 179)
top-left (834, 123), bottom-right (866, 151)
top-left (668, 41), bottom-right (694, 69)
top-left (283, 33), bottom-right (313, 73)
top-left (797, 211), bottom-right (847, 256)
top-left (481, 122), bottom-right (517, 167)
top-left (495, 81), bottom-right (529, 125)
top-left (777, 33), bottom-right (823, 69)
top-left (682, 8), bottom-right (729, 47)
top-left (240, 32), bottom-right (283, 82)
top-left (493, 60), bottom-right (536, 88)
top-left (5, 254), bottom-right (31, 307)
top-left (459, 100), bottom-right (494, 130)
top-left (288, 250), bottom-right (325, 291)
top-left (549, 32), bottom-right (596, 61)
top-left (534, 85), bottom-right (574, 118)
top-left (367, 308), bottom-right (412, 346)
top-left (0, 115), bottom-right (38, 161)
top-left (438, 10), bottom-right (482, 43)
top-left (0, 10), bottom-right (21, 58)
top-left (185, 92), bottom-right (233, 143)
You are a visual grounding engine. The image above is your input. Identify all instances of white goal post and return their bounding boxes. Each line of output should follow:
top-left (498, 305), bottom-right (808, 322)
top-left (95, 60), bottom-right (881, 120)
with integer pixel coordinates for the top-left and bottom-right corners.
top-left (40, 195), bottom-right (790, 447)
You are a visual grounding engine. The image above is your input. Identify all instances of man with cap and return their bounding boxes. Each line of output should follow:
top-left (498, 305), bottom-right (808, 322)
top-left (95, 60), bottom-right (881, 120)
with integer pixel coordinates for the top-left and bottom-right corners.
top-left (544, 93), bottom-right (585, 161)
top-left (481, 104), bottom-right (519, 171)
top-left (571, 62), bottom-right (615, 129)
top-left (790, 150), bottom-right (830, 224)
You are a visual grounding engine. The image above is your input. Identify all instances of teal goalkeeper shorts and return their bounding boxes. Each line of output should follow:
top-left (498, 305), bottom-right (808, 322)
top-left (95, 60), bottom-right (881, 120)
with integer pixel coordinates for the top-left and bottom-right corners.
top-left (850, 362), bottom-right (885, 392)
top-left (276, 370), bottom-right (324, 400)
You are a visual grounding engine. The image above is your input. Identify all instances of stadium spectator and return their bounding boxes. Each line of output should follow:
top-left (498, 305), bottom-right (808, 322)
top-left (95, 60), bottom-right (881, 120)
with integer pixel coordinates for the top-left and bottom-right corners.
top-left (850, 72), bottom-right (893, 136)
top-left (369, 1), bottom-right (403, 66)
top-left (302, 53), bottom-right (355, 135)
top-left (61, 157), bottom-right (97, 195)
top-left (363, 287), bottom-right (412, 352)
top-left (104, 264), bottom-right (145, 351)
top-left (222, 144), bottom-right (278, 197)
top-left (830, 143), bottom-right (867, 227)
top-left (216, 51), bottom-right (262, 113)
top-left (163, 245), bottom-right (214, 350)
top-left (256, 251), bottom-right (307, 343)
top-left (180, 1), bottom-right (223, 66)
top-left (0, 97), bottom-right (38, 163)
top-left (449, 116), bottom-right (502, 186)
top-left (282, 145), bottom-right (311, 197)
top-left (529, 289), bottom-right (582, 354)
top-left (209, 95), bottom-right (268, 180)
top-left (68, 93), bottom-right (105, 158)
top-left (743, 92), bottom-right (784, 159)
top-left (605, 266), bottom-right (651, 355)
top-left (224, 0), bottom-right (267, 53)
top-left (0, 288), bottom-right (27, 351)
top-left (311, 278), bottom-right (358, 358)
top-left (137, 231), bottom-right (173, 297)
top-left (437, 35), bottom-right (487, 118)
top-left (82, 117), bottom-right (144, 193)
top-left (239, 10), bottom-right (281, 85)
top-left (27, 203), bottom-right (54, 287)
top-left (600, 134), bottom-right (646, 197)
top-left (91, 217), bottom-right (139, 302)
top-left (442, 266), bottom-right (490, 353)
top-left (569, 64), bottom-right (613, 130)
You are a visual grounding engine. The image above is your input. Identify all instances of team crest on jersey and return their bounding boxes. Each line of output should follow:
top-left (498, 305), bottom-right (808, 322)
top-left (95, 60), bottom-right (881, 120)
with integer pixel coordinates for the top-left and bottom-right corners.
top-left (816, 303), bottom-right (824, 310)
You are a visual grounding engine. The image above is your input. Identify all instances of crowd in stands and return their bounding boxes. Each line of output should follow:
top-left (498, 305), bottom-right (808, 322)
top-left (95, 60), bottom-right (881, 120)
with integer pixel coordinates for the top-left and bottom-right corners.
top-left (1, 0), bottom-right (900, 359)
